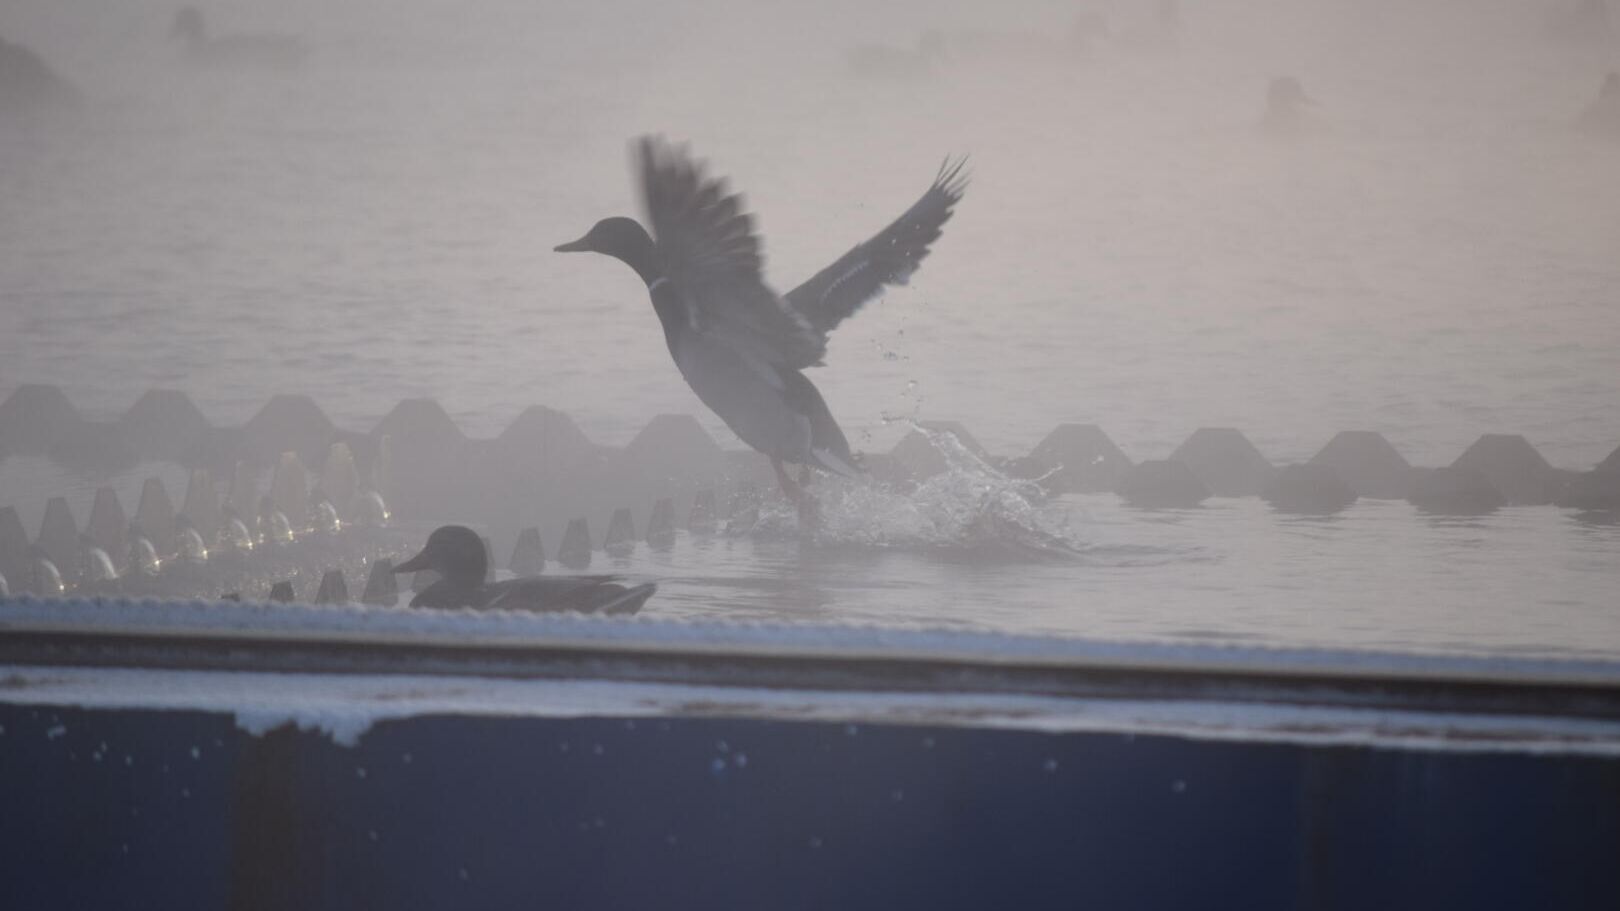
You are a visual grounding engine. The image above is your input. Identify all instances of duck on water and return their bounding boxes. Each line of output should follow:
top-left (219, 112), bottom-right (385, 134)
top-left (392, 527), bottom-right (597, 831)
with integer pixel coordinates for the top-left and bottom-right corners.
top-left (556, 137), bottom-right (968, 522)
top-left (393, 525), bottom-right (655, 614)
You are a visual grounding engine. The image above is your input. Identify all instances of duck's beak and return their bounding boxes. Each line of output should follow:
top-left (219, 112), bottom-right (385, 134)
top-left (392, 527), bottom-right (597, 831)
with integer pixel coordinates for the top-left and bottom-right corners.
top-left (393, 547), bottom-right (432, 574)
top-left (554, 236), bottom-right (592, 253)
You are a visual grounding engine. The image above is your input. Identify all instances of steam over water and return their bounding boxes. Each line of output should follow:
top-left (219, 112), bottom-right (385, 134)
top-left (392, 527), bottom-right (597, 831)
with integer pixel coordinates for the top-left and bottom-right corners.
top-left (3, 0), bottom-right (1618, 657)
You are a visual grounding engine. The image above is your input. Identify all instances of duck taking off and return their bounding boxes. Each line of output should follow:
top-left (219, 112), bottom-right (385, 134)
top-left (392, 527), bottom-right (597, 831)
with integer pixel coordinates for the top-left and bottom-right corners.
top-left (394, 525), bottom-right (655, 614)
top-left (556, 137), bottom-right (968, 515)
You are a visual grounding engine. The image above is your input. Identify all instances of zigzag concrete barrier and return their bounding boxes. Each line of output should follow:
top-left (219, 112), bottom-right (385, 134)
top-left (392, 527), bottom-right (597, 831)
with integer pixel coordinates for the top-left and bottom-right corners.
top-left (3, 383), bottom-right (1619, 602)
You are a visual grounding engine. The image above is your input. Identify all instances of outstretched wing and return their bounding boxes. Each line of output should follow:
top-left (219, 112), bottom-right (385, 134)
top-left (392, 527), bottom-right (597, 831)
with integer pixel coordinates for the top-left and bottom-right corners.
top-left (785, 158), bottom-right (968, 335)
top-left (639, 137), bottom-right (825, 368)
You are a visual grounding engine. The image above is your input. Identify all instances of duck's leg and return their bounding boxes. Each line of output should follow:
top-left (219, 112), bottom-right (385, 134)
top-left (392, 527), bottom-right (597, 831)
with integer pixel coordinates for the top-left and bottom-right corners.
top-left (797, 463), bottom-right (822, 529)
top-left (772, 458), bottom-right (803, 504)
top-left (772, 458), bottom-right (820, 529)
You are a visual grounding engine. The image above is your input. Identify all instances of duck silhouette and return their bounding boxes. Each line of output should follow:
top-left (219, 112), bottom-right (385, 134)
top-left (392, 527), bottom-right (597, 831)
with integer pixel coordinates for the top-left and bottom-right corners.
top-left (556, 137), bottom-right (967, 519)
top-left (393, 525), bottom-right (655, 614)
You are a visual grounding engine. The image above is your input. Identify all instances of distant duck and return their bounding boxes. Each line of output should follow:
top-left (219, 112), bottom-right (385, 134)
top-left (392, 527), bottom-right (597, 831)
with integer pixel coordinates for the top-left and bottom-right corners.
top-left (393, 525), bottom-right (656, 614)
top-left (556, 137), bottom-right (967, 519)
top-left (1578, 71), bottom-right (1620, 136)
top-left (0, 34), bottom-right (81, 115)
top-left (170, 6), bottom-right (308, 69)
top-left (1260, 76), bottom-right (1316, 136)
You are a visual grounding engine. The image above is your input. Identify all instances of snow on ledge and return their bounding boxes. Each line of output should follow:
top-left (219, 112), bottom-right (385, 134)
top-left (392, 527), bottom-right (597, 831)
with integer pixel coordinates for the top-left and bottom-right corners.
top-left (3, 665), bottom-right (1619, 756)
top-left (3, 595), bottom-right (1619, 688)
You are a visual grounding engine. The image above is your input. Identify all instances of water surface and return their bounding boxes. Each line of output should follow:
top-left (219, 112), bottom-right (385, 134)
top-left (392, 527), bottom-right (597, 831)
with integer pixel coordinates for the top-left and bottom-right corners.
top-left (2, 0), bottom-right (1617, 659)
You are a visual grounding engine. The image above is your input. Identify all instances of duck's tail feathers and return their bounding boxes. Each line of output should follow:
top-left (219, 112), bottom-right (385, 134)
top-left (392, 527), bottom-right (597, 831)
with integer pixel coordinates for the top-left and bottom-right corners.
top-left (812, 447), bottom-right (862, 479)
top-left (598, 582), bottom-right (657, 615)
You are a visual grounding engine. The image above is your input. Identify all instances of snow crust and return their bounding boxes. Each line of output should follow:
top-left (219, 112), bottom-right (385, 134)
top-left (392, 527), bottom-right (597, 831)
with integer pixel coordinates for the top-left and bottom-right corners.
top-left (1, 663), bottom-right (1617, 756)
top-left (5, 595), bottom-right (1620, 686)
top-left (3, 596), bottom-right (1619, 755)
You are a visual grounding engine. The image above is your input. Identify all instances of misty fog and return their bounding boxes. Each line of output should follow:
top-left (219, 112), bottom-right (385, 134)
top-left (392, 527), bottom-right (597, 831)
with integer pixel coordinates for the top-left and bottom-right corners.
top-left (3, 0), bottom-right (1615, 468)
top-left (7, 9), bottom-right (1620, 901)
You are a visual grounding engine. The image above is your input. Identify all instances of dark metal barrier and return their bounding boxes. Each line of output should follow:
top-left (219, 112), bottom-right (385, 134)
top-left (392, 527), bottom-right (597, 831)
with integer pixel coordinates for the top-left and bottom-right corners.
top-left (2, 599), bottom-right (1618, 910)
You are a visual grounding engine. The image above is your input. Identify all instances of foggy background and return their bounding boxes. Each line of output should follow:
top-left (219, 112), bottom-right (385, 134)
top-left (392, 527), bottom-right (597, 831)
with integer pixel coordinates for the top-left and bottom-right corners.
top-left (3, 0), bottom-right (1617, 467)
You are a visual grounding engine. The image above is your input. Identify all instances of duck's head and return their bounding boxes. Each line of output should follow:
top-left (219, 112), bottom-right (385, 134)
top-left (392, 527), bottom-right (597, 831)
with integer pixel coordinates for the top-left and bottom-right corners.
top-left (394, 524), bottom-right (486, 586)
top-left (555, 217), bottom-right (659, 281)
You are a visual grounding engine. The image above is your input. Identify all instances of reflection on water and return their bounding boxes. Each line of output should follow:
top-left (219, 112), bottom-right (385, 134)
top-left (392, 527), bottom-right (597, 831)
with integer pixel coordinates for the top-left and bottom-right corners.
top-left (2, 448), bottom-right (1618, 658)
top-left (616, 495), bottom-right (1620, 660)
top-left (808, 426), bottom-right (1083, 557)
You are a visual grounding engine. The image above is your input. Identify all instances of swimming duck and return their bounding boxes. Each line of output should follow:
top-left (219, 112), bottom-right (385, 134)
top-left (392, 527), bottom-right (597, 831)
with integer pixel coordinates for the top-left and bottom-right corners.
top-left (556, 137), bottom-right (967, 516)
top-left (392, 525), bottom-right (655, 614)
top-left (170, 7), bottom-right (308, 70)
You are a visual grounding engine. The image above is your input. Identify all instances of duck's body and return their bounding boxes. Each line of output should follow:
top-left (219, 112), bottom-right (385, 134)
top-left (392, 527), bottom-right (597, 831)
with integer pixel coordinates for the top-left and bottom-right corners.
top-left (656, 277), bottom-right (855, 475)
top-left (395, 525), bottom-right (654, 614)
top-left (409, 573), bottom-right (652, 613)
top-left (558, 138), bottom-right (967, 511)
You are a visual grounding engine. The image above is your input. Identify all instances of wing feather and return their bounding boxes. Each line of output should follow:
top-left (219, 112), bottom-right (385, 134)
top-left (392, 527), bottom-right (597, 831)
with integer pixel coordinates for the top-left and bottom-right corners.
top-left (785, 158), bottom-right (969, 335)
top-left (638, 137), bottom-right (824, 367)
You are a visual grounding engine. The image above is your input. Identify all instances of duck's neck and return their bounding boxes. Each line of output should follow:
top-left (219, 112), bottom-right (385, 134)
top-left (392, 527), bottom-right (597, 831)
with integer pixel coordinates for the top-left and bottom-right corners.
top-left (439, 551), bottom-right (487, 589)
top-left (612, 233), bottom-right (664, 287)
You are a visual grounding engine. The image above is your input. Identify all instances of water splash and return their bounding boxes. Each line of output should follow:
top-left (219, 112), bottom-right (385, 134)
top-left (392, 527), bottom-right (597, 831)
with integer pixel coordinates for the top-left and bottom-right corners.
top-left (748, 424), bottom-right (1089, 559)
